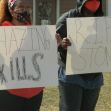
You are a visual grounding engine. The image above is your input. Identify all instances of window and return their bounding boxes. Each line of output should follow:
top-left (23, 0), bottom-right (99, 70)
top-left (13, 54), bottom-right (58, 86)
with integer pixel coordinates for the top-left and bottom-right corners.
top-left (32, 0), bottom-right (107, 25)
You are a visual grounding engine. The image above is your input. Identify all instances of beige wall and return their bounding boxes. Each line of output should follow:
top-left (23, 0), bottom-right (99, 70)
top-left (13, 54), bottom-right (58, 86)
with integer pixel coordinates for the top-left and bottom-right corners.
top-left (60, 0), bottom-right (76, 15)
top-left (34, 0), bottom-right (106, 25)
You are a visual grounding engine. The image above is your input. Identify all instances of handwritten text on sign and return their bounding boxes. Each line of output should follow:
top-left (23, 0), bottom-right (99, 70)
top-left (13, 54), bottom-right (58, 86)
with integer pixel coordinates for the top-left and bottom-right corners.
top-left (0, 26), bottom-right (58, 89)
top-left (66, 17), bottom-right (111, 75)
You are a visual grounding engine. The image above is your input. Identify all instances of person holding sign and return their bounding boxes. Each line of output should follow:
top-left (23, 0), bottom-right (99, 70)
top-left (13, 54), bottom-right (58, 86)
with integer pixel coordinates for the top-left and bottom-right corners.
top-left (0, 0), bottom-right (43, 111)
top-left (56, 0), bottom-right (104, 111)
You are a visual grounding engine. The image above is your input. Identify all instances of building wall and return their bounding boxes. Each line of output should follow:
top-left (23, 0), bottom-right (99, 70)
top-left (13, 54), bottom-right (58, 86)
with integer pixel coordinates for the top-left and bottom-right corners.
top-left (35, 0), bottom-right (77, 25)
top-left (60, 0), bottom-right (77, 15)
top-left (34, 0), bottom-right (107, 25)
top-left (102, 0), bottom-right (106, 15)
top-left (50, 0), bottom-right (56, 24)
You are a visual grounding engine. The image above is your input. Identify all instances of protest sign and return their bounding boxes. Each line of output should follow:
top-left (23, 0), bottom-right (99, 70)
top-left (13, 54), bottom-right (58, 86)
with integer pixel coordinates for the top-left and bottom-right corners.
top-left (66, 17), bottom-right (111, 75)
top-left (0, 25), bottom-right (58, 89)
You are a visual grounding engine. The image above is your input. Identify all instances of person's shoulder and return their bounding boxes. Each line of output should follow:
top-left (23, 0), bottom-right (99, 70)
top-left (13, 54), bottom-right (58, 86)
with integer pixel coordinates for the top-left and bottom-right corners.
top-left (56, 9), bottom-right (77, 24)
top-left (2, 21), bottom-right (13, 26)
top-left (68, 9), bottom-right (78, 18)
top-left (58, 9), bottom-right (77, 20)
top-left (57, 11), bottom-right (69, 23)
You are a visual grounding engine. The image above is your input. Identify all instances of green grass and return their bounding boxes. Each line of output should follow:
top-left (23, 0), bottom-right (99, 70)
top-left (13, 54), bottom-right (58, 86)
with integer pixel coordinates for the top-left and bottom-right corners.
top-left (96, 73), bottom-right (111, 111)
top-left (40, 73), bottom-right (111, 111)
top-left (40, 87), bottom-right (59, 111)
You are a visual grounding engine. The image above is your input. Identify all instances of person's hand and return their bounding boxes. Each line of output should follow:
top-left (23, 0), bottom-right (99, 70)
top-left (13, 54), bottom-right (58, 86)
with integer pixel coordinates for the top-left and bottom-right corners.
top-left (55, 33), bottom-right (71, 49)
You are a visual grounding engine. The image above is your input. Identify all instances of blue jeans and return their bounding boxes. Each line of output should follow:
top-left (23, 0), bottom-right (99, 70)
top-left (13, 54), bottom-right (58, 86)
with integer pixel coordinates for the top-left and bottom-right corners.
top-left (58, 66), bottom-right (103, 89)
top-left (59, 81), bottom-right (101, 111)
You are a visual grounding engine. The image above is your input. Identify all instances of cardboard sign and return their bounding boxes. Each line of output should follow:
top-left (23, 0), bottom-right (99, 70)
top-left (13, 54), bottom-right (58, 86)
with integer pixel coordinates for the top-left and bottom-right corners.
top-left (66, 17), bottom-right (111, 75)
top-left (0, 25), bottom-right (58, 89)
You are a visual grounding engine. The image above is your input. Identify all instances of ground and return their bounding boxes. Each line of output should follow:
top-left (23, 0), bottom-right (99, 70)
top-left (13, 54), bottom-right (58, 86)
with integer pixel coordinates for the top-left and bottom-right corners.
top-left (40, 73), bottom-right (111, 111)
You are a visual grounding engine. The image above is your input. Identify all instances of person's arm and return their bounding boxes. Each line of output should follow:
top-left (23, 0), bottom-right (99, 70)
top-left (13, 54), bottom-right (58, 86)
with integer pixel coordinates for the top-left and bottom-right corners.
top-left (55, 33), bottom-right (71, 50)
top-left (56, 12), bottom-right (71, 50)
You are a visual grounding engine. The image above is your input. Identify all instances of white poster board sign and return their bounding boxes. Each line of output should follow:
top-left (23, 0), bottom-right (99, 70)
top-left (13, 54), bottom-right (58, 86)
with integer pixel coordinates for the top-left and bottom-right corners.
top-left (0, 25), bottom-right (58, 90)
top-left (66, 17), bottom-right (111, 75)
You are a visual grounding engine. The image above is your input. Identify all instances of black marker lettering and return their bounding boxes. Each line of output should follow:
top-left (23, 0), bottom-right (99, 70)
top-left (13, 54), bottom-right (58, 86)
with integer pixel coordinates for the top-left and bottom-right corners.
top-left (0, 65), bottom-right (7, 84)
top-left (32, 53), bottom-right (44, 81)
top-left (10, 58), bottom-right (14, 80)
top-left (22, 56), bottom-right (27, 79)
